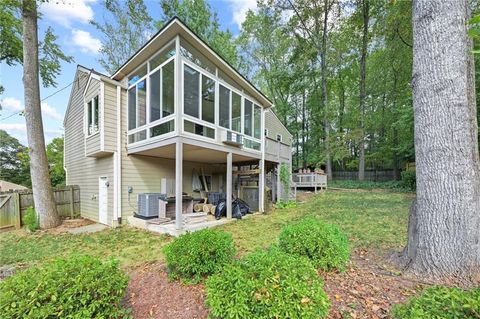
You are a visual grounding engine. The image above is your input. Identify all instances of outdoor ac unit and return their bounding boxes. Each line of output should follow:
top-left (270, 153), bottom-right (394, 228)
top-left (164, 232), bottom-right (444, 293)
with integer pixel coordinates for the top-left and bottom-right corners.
top-left (137, 193), bottom-right (164, 219)
top-left (222, 131), bottom-right (243, 146)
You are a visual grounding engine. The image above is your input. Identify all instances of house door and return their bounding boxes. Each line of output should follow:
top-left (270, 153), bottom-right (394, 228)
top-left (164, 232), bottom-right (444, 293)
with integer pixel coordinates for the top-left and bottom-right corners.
top-left (98, 177), bottom-right (108, 225)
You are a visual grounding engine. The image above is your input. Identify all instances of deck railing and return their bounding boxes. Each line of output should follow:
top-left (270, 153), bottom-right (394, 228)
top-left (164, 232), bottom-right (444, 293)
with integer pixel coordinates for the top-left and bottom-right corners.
top-left (292, 173), bottom-right (327, 189)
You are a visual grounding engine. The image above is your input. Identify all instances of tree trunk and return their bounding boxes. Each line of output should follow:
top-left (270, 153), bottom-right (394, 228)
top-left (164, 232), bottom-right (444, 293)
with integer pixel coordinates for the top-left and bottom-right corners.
top-left (22, 0), bottom-right (60, 229)
top-left (321, 0), bottom-right (332, 179)
top-left (398, 0), bottom-right (480, 282)
top-left (302, 91), bottom-right (307, 168)
top-left (358, 0), bottom-right (369, 181)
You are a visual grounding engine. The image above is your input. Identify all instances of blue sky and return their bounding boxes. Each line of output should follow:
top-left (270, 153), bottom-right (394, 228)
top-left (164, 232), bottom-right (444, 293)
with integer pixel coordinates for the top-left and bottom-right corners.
top-left (0, 0), bottom-right (256, 145)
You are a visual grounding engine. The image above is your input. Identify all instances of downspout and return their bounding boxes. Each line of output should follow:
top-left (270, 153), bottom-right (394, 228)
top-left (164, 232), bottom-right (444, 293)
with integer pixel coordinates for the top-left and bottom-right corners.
top-left (115, 85), bottom-right (122, 226)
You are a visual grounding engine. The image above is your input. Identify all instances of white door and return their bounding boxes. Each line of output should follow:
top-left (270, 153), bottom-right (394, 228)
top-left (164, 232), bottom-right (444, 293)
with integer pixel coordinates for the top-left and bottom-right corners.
top-left (98, 177), bottom-right (108, 225)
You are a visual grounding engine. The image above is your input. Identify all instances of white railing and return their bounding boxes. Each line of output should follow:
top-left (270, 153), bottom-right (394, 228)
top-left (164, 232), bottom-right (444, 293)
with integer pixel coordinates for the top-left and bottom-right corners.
top-left (292, 173), bottom-right (327, 188)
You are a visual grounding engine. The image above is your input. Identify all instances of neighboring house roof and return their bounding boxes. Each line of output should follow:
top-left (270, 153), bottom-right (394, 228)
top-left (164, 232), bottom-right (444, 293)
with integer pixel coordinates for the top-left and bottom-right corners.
top-left (111, 16), bottom-right (273, 108)
top-left (0, 180), bottom-right (28, 192)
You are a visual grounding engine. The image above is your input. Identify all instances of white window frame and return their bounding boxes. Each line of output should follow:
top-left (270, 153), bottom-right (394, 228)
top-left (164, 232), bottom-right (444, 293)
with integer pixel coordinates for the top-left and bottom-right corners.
top-left (276, 133), bottom-right (283, 142)
top-left (85, 95), bottom-right (100, 137)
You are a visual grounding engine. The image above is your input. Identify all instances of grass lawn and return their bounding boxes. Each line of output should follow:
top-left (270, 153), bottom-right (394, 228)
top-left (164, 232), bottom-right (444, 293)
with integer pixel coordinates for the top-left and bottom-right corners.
top-left (220, 190), bottom-right (412, 255)
top-left (0, 190), bottom-right (413, 269)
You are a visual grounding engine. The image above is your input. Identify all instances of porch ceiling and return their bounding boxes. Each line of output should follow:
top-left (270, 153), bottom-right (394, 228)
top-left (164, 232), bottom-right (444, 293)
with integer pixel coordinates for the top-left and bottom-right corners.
top-left (133, 143), bottom-right (258, 164)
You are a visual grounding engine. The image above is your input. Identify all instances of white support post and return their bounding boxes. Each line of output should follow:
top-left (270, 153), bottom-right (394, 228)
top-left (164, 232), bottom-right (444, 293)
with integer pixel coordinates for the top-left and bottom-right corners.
top-left (276, 163), bottom-right (281, 202)
top-left (259, 159), bottom-right (265, 212)
top-left (175, 140), bottom-right (183, 230)
top-left (226, 152), bottom-right (232, 219)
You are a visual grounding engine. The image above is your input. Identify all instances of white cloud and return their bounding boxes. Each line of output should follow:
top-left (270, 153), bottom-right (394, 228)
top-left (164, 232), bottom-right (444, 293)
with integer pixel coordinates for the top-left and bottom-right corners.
top-left (40, 0), bottom-right (97, 27)
top-left (0, 123), bottom-right (26, 133)
top-left (1, 97), bottom-right (23, 112)
top-left (41, 102), bottom-right (63, 121)
top-left (0, 97), bottom-right (62, 121)
top-left (71, 29), bottom-right (102, 55)
top-left (223, 0), bottom-right (257, 29)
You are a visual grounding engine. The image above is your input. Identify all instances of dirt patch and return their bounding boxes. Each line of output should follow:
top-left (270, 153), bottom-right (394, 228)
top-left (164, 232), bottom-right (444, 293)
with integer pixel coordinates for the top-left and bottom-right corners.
top-left (126, 263), bottom-right (209, 319)
top-left (41, 218), bottom-right (96, 235)
top-left (323, 249), bottom-right (422, 319)
top-left (126, 251), bottom-right (423, 319)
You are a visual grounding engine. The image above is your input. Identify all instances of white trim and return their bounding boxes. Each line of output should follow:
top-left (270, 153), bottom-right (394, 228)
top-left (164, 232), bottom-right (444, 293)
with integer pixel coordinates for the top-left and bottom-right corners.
top-left (115, 85), bottom-right (122, 226)
top-left (100, 82), bottom-right (105, 151)
top-left (175, 35), bottom-right (181, 136)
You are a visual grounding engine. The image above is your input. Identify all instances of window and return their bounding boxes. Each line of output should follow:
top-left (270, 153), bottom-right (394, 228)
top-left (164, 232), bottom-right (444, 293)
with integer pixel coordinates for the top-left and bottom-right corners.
top-left (276, 134), bottom-right (283, 142)
top-left (128, 87), bottom-right (136, 130)
top-left (231, 92), bottom-right (241, 133)
top-left (162, 61), bottom-right (174, 117)
top-left (184, 120), bottom-right (215, 139)
top-left (180, 38), bottom-right (216, 75)
top-left (244, 138), bottom-right (261, 151)
top-left (202, 75), bottom-right (215, 123)
top-left (264, 128), bottom-right (269, 136)
top-left (150, 43), bottom-right (175, 71)
top-left (184, 65), bottom-right (199, 118)
top-left (254, 105), bottom-right (261, 139)
top-left (128, 65), bottom-right (147, 86)
top-left (151, 120), bottom-right (174, 138)
top-left (150, 60), bottom-right (175, 122)
top-left (219, 85), bottom-right (230, 129)
top-left (128, 130), bottom-right (147, 144)
top-left (244, 99), bottom-right (253, 136)
top-left (86, 95), bottom-right (99, 135)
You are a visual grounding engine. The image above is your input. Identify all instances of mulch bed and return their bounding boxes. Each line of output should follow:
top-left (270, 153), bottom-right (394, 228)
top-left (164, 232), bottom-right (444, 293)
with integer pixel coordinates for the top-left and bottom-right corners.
top-left (125, 263), bottom-right (209, 319)
top-left (126, 251), bottom-right (423, 319)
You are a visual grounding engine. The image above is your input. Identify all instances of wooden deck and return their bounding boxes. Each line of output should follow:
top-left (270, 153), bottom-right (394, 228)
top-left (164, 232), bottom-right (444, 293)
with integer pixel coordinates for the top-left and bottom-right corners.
top-left (292, 173), bottom-right (327, 191)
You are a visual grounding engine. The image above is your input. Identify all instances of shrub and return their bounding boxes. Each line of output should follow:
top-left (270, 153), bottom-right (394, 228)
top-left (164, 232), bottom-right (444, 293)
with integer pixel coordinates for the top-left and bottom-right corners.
top-left (163, 229), bottom-right (236, 283)
top-left (0, 255), bottom-right (130, 318)
top-left (276, 199), bottom-right (297, 209)
top-left (392, 286), bottom-right (480, 319)
top-left (22, 206), bottom-right (39, 232)
top-left (400, 170), bottom-right (416, 191)
top-left (205, 247), bottom-right (330, 319)
top-left (279, 218), bottom-right (349, 271)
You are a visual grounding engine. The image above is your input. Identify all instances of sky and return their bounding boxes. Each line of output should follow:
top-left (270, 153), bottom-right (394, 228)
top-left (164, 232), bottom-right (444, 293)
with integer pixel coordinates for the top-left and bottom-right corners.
top-left (0, 0), bottom-right (257, 145)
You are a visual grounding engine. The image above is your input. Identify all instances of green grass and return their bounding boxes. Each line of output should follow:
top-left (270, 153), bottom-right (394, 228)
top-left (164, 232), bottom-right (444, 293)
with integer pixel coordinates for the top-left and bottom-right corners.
top-left (0, 190), bottom-right (412, 268)
top-left (0, 228), bottom-right (170, 269)
top-left (219, 190), bottom-right (412, 255)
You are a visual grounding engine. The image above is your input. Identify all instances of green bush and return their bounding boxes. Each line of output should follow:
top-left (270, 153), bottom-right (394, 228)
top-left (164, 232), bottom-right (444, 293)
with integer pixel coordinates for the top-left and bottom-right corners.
top-left (163, 229), bottom-right (236, 283)
top-left (276, 199), bottom-right (297, 209)
top-left (400, 170), bottom-right (416, 191)
top-left (205, 247), bottom-right (330, 319)
top-left (22, 206), bottom-right (39, 232)
top-left (392, 286), bottom-right (480, 319)
top-left (279, 218), bottom-right (349, 271)
top-left (0, 255), bottom-right (130, 318)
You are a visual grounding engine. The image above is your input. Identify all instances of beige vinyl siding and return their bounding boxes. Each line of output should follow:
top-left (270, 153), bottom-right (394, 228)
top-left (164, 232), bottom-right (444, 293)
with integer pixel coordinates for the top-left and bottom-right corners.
top-left (64, 70), bottom-right (115, 225)
top-left (265, 109), bottom-right (292, 146)
top-left (85, 133), bottom-right (100, 155)
top-left (103, 82), bottom-right (117, 152)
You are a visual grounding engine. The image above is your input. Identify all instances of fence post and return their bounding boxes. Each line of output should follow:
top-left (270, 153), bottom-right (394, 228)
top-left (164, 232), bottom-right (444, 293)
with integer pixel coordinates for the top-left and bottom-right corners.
top-left (14, 192), bottom-right (21, 229)
top-left (69, 186), bottom-right (74, 219)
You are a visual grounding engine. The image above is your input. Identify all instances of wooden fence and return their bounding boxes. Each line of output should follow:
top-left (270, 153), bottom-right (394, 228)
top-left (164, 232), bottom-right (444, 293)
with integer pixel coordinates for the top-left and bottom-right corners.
top-left (332, 170), bottom-right (397, 182)
top-left (0, 185), bottom-right (80, 231)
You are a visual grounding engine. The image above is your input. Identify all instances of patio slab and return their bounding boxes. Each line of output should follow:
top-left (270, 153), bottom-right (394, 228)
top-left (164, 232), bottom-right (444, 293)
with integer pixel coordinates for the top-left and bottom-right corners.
top-left (67, 223), bottom-right (108, 234)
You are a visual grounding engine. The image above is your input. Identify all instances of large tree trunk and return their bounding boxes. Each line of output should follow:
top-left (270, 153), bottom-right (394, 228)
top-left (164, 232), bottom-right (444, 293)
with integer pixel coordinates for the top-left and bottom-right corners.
top-left (399, 0), bottom-right (480, 282)
top-left (321, 0), bottom-right (332, 179)
top-left (358, 0), bottom-right (369, 181)
top-left (22, 0), bottom-right (60, 229)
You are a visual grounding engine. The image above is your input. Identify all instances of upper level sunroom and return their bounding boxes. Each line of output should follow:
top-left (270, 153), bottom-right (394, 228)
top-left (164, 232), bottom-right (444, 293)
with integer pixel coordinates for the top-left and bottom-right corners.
top-left (112, 17), bottom-right (273, 158)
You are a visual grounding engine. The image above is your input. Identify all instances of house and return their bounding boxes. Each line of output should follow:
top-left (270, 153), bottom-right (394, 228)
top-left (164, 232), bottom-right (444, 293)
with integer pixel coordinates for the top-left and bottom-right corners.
top-left (0, 180), bottom-right (28, 192)
top-left (63, 17), bottom-right (292, 231)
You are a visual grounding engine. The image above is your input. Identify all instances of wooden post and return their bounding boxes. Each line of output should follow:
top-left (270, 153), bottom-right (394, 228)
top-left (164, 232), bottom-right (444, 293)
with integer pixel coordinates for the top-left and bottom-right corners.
top-left (259, 159), bottom-right (265, 213)
top-left (14, 193), bottom-right (21, 229)
top-left (175, 140), bottom-right (183, 230)
top-left (276, 163), bottom-right (281, 202)
top-left (226, 152), bottom-right (232, 219)
top-left (69, 186), bottom-right (74, 219)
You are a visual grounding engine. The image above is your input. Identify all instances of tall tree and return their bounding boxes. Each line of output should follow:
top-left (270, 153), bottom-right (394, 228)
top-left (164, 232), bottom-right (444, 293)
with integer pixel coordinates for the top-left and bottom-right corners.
top-left (22, 0), bottom-right (60, 228)
top-left (398, 0), bottom-right (480, 281)
top-left (357, 0), bottom-right (369, 181)
top-left (158, 0), bottom-right (238, 66)
top-left (91, 0), bottom-right (154, 75)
